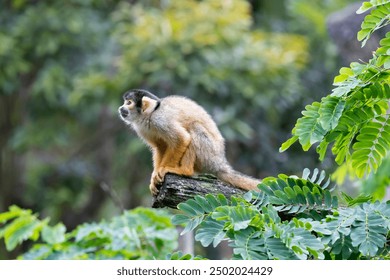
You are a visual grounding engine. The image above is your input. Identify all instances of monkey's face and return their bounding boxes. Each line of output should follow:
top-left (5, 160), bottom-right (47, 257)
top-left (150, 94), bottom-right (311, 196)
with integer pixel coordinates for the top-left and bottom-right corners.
top-left (118, 98), bottom-right (136, 121)
top-left (118, 89), bottom-right (160, 124)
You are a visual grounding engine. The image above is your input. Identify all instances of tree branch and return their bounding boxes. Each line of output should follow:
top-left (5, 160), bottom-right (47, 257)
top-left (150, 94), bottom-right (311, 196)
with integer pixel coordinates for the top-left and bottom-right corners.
top-left (151, 173), bottom-right (246, 209)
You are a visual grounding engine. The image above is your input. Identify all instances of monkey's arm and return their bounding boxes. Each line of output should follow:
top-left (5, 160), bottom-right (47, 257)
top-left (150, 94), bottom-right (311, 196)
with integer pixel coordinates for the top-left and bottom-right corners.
top-left (148, 124), bottom-right (196, 194)
top-left (149, 139), bottom-right (167, 172)
top-left (152, 125), bottom-right (195, 184)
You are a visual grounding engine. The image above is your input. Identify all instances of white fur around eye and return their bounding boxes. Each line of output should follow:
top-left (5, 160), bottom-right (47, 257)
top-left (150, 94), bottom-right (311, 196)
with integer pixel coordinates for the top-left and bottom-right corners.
top-left (125, 100), bottom-right (135, 109)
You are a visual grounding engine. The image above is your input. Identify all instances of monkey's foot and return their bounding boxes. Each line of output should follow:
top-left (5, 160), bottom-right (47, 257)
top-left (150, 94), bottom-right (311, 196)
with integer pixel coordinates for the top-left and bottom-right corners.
top-left (151, 168), bottom-right (176, 190)
top-left (157, 167), bottom-right (194, 182)
top-left (150, 167), bottom-right (195, 195)
top-left (150, 169), bottom-right (167, 195)
top-left (149, 182), bottom-right (159, 196)
top-left (149, 171), bottom-right (161, 195)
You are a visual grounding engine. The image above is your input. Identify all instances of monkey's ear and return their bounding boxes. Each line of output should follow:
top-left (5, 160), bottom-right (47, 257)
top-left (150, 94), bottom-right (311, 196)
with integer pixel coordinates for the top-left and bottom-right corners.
top-left (141, 96), bottom-right (159, 114)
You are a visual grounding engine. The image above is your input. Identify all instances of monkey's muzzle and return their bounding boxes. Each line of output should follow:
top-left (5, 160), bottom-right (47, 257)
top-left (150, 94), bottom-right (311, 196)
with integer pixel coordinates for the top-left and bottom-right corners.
top-left (119, 106), bottom-right (129, 118)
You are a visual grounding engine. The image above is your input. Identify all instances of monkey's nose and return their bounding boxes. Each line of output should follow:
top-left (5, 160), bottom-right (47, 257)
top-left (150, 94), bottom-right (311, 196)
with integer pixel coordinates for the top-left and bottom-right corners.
top-left (119, 106), bottom-right (129, 117)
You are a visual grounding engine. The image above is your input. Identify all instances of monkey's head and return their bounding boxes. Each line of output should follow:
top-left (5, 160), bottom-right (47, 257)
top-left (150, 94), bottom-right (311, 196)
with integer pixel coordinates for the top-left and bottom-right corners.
top-left (118, 89), bottom-right (161, 124)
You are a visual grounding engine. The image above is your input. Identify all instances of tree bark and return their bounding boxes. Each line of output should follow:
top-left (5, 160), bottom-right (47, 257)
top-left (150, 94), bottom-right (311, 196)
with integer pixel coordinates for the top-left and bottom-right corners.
top-left (151, 173), bottom-right (246, 209)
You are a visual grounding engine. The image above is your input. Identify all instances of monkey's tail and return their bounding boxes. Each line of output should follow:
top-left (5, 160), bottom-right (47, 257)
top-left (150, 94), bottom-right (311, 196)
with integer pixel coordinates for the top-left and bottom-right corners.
top-left (216, 165), bottom-right (261, 191)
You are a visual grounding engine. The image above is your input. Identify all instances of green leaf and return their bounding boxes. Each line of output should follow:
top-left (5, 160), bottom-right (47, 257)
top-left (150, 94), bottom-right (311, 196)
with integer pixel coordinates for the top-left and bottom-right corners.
top-left (342, 192), bottom-right (354, 203)
top-left (295, 102), bottom-right (327, 150)
top-left (185, 199), bottom-right (206, 215)
top-left (41, 223), bottom-right (66, 245)
top-left (20, 245), bottom-right (52, 260)
top-left (265, 237), bottom-right (299, 260)
top-left (302, 168), bottom-right (310, 180)
top-left (181, 216), bottom-right (203, 235)
top-left (212, 205), bottom-right (257, 231)
top-left (351, 116), bottom-right (390, 178)
top-left (287, 226), bottom-right (325, 259)
top-left (229, 206), bottom-right (257, 231)
top-left (74, 223), bottom-right (104, 242)
top-left (318, 96), bottom-right (346, 130)
top-left (171, 214), bottom-right (190, 225)
top-left (345, 194), bottom-right (373, 207)
top-left (332, 75), bottom-right (363, 97)
top-left (357, 2), bottom-right (390, 46)
top-left (324, 190), bottom-right (332, 208)
top-left (284, 187), bottom-right (296, 200)
top-left (310, 168), bottom-right (319, 182)
top-left (194, 196), bottom-right (213, 213)
top-left (3, 216), bottom-right (43, 251)
top-left (232, 227), bottom-right (266, 260)
top-left (174, 195), bottom-right (233, 235)
top-left (279, 136), bottom-right (298, 152)
top-left (357, 1), bottom-right (390, 14)
top-left (351, 204), bottom-right (388, 256)
top-left (357, 2), bottom-right (374, 14)
top-left (195, 217), bottom-right (225, 247)
top-left (0, 206), bottom-right (27, 224)
top-left (334, 67), bottom-right (353, 83)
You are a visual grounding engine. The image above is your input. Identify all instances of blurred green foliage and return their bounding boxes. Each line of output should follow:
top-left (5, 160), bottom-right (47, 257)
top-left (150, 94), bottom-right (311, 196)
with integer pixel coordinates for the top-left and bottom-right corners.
top-left (0, 205), bottom-right (177, 259)
top-left (1, 0), bottom-right (124, 234)
top-left (286, 0), bottom-right (358, 100)
top-left (2, 0), bottom-right (385, 259)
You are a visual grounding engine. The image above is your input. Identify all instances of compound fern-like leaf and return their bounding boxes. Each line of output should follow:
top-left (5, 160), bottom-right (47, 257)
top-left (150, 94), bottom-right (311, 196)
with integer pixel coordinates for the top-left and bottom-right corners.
top-left (350, 203), bottom-right (388, 256)
top-left (294, 102), bottom-right (327, 151)
top-left (351, 115), bottom-right (390, 178)
top-left (318, 96), bottom-right (346, 130)
top-left (357, 2), bottom-right (390, 46)
top-left (264, 237), bottom-right (299, 260)
top-left (195, 216), bottom-right (225, 247)
top-left (357, 0), bottom-right (390, 14)
top-left (232, 227), bottom-right (267, 260)
top-left (172, 194), bottom-right (229, 235)
top-left (258, 169), bottom-right (338, 215)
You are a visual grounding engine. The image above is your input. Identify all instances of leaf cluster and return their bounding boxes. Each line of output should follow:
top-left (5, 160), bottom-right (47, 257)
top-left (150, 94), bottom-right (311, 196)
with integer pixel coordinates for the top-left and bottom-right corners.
top-left (281, 1), bottom-right (390, 179)
top-left (357, 1), bottom-right (390, 46)
top-left (0, 207), bottom-right (177, 260)
top-left (172, 169), bottom-right (390, 260)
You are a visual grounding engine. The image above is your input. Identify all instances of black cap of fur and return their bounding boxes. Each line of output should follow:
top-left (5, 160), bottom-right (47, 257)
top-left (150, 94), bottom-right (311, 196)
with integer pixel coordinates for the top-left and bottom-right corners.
top-left (122, 89), bottom-right (160, 112)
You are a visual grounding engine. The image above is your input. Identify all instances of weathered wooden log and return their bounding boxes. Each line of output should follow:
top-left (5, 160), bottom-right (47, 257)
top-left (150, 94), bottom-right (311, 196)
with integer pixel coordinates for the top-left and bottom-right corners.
top-left (151, 173), bottom-right (246, 209)
top-left (151, 174), bottom-right (298, 222)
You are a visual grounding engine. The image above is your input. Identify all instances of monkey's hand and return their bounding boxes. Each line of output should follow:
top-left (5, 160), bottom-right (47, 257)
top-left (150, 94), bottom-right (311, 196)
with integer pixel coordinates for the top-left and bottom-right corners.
top-left (149, 168), bottom-right (169, 195)
top-left (149, 170), bottom-right (162, 195)
top-left (150, 167), bottom-right (194, 195)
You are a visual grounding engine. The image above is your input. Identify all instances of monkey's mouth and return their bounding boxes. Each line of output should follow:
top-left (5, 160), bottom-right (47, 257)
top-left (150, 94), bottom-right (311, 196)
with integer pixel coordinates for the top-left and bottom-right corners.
top-left (119, 107), bottom-right (129, 118)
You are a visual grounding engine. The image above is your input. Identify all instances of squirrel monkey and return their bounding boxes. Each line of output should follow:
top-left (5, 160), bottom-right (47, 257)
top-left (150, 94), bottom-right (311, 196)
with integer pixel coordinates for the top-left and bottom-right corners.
top-left (118, 89), bottom-right (260, 195)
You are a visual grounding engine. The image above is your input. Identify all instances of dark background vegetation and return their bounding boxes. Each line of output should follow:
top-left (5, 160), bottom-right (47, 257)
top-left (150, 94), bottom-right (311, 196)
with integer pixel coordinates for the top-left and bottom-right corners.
top-left (1, 0), bottom-right (383, 258)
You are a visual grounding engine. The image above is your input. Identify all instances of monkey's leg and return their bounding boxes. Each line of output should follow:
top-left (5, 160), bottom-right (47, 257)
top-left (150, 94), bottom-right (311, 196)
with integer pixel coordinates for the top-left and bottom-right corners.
top-left (152, 128), bottom-right (194, 187)
top-left (160, 145), bottom-right (195, 175)
top-left (160, 127), bottom-right (191, 168)
top-left (149, 142), bottom-right (167, 195)
top-left (151, 146), bottom-right (196, 193)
